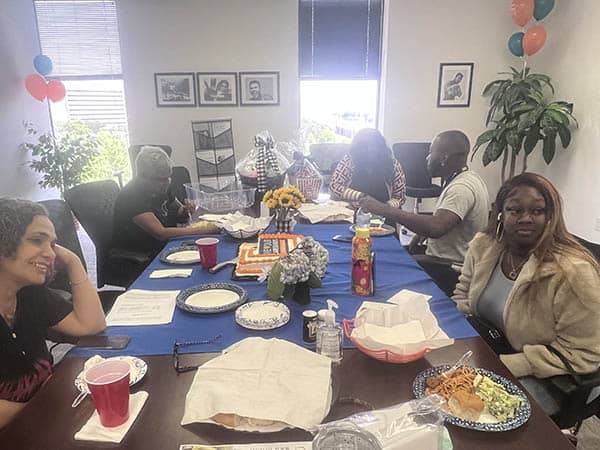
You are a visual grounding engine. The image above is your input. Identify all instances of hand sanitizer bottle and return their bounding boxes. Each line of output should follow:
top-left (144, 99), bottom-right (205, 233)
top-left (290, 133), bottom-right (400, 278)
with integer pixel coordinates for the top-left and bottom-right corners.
top-left (316, 299), bottom-right (343, 364)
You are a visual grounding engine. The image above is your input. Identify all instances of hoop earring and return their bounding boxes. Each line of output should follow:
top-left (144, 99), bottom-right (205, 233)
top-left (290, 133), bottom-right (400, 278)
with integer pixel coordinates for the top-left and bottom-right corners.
top-left (495, 213), bottom-right (504, 242)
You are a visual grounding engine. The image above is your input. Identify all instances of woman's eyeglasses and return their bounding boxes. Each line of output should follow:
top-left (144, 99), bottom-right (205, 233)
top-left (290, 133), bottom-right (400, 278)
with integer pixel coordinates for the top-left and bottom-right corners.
top-left (171, 334), bottom-right (223, 373)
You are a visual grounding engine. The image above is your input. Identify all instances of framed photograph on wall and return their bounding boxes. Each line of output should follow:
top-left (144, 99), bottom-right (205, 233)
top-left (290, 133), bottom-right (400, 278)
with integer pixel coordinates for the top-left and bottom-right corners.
top-left (197, 72), bottom-right (238, 106)
top-left (239, 71), bottom-right (280, 106)
top-left (437, 63), bottom-right (474, 108)
top-left (154, 72), bottom-right (196, 107)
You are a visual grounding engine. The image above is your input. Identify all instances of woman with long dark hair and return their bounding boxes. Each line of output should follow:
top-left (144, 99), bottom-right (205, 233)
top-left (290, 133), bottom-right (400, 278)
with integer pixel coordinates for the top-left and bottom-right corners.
top-left (453, 173), bottom-right (600, 414)
top-left (330, 128), bottom-right (405, 208)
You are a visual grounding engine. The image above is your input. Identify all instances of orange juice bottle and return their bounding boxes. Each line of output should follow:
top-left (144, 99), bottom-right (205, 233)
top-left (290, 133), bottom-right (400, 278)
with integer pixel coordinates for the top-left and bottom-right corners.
top-left (351, 227), bottom-right (372, 296)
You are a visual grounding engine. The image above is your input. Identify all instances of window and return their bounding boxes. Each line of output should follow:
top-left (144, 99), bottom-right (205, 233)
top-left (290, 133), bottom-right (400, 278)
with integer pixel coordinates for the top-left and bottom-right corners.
top-left (34, 0), bottom-right (130, 182)
top-left (298, 0), bottom-right (383, 147)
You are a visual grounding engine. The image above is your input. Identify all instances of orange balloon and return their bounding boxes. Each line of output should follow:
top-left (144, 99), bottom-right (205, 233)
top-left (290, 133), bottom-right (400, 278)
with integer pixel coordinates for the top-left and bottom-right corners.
top-left (523, 25), bottom-right (547, 56)
top-left (511, 0), bottom-right (534, 27)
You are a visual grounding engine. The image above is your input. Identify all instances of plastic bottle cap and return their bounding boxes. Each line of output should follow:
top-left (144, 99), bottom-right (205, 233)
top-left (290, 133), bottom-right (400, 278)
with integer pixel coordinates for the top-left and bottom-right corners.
top-left (302, 310), bottom-right (317, 319)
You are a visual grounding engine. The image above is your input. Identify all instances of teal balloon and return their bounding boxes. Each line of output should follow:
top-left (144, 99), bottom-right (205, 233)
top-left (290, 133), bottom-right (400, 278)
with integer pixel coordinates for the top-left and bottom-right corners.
top-left (508, 32), bottom-right (525, 57)
top-left (534, 0), bottom-right (555, 21)
top-left (33, 54), bottom-right (53, 76)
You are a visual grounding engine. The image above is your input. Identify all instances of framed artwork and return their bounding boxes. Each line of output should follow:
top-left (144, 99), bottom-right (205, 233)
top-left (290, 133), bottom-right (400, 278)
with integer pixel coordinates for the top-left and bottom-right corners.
top-left (437, 63), bottom-right (474, 108)
top-left (154, 72), bottom-right (196, 107)
top-left (239, 71), bottom-right (280, 106)
top-left (197, 72), bottom-right (238, 106)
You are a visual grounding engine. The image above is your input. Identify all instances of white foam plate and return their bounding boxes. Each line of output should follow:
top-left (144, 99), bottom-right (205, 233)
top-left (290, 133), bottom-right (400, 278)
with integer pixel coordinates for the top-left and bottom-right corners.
top-left (185, 289), bottom-right (240, 308)
top-left (235, 301), bottom-right (290, 330)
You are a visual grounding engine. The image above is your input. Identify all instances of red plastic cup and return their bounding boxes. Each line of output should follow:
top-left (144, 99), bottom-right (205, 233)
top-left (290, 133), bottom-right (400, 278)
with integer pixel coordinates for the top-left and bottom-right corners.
top-left (196, 237), bottom-right (219, 270)
top-left (84, 360), bottom-right (130, 427)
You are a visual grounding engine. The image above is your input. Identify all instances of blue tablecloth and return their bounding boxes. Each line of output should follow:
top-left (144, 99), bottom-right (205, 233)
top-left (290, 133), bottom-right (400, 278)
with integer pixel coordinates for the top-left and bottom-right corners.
top-left (70, 223), bottom-right (476, 357)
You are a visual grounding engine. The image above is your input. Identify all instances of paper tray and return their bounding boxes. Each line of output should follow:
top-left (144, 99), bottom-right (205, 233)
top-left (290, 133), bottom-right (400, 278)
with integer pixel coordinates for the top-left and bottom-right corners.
top-left (342, 319), bottom-right (432, 364)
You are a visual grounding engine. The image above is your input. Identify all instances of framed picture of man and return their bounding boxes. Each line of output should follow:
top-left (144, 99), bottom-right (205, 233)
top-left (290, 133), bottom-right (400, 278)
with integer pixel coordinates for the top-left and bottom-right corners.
top-left (154, 72), bottom-right (196, 107)
top-left (197, 72), bottom-right (238, 106)
top-left (437, 63), bottom-right (474, 108)
top-left (239, 72), bottom-right (280, 106)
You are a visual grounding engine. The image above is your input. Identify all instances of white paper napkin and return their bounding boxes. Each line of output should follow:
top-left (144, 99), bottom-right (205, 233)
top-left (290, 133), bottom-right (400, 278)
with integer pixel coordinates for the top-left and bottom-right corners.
top-left (181, 337), bottom-right (332, 432)
top-left (351, 289), bottom-right (454, 354)
top-left (149, 268), bottom-right (193, 279)
top-left (74, 391), bottom-right (148, 443)
top-left (298, 201), bottom-right (354, 223)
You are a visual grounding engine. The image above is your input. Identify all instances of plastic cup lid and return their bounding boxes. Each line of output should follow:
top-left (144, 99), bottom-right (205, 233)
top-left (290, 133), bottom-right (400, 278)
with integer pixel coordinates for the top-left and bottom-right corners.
top-left (303, 310), bottom-right (317, 318)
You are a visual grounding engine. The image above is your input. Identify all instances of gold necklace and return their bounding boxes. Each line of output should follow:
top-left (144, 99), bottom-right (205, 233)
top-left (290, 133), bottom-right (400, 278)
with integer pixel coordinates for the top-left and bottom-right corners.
top-left (0, 301), bottom-right (17, 327)
top-left (507, 252), bottom-right (527, 280)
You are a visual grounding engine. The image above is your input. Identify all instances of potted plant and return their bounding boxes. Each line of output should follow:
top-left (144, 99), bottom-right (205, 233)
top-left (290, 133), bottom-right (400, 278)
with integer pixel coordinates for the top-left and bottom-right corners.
top-left (21, 120), bottom-right (99, 197)
top-left (473, 66), bottom-right (577, 182)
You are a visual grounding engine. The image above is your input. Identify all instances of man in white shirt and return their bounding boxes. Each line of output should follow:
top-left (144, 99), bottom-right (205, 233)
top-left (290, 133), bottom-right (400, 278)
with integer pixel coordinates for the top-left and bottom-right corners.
top-left (359, 130), bottom-right (489, 294)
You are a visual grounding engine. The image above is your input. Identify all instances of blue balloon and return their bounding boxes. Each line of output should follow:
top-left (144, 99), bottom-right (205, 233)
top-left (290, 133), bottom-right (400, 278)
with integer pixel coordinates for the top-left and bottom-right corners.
top-left (534, 0), bottom-right (555, 21)
top-left (508, 32), bottom-right (525, 57)
top-left (33, 54), bottom-right (53, 76)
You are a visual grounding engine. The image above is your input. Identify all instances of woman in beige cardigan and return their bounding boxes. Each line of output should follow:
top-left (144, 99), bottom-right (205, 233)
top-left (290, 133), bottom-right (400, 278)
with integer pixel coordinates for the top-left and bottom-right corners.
top-left (453, 173), bottom-right (600, 415)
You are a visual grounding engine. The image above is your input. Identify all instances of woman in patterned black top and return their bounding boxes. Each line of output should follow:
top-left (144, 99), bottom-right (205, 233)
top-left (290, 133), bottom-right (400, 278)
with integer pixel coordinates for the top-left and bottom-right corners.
top-left (0, 199), bottom-right (105, 428)
top-left (330, 128), bottom-right (406, 209)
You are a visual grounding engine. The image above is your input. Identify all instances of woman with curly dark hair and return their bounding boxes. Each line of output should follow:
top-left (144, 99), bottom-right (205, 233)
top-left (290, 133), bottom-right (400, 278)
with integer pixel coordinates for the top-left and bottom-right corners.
top-left (0, 198), bottom-right (105, 428)
top-left (330, 128), bottom-right (406, 209)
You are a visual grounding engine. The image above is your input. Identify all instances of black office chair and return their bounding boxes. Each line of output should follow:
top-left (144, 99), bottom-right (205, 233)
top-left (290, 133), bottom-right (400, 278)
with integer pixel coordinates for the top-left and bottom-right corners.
top-left (128, 144), bottom-right (173, 176)
top-left (308, 143), bottom-right (350, 187)
top-left (170, 166), bottom-right (191, 203)
top-left (65, 180), bottom-right (151, 289)
top-left (38, 199), bottom-right (86, 293)
top-left (392, 142), bottom-right (442, 213)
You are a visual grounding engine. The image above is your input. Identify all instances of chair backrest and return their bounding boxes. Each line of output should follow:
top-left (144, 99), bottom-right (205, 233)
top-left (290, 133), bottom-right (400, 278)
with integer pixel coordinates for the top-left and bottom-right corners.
top-left (392, 142), bottom-right (433, 189)
top-left (171, 166), bottom-right (191, 202)
top-left (38, 199), bottom-right (86, 292)
top-left (64, 180), bottom-right (120, 253)
top-left (308, 143), bottom-right (350, 174)
top-left (128, 144), bottom-right (173, 176)
top-left (575, 235), bottom-right (600, 263)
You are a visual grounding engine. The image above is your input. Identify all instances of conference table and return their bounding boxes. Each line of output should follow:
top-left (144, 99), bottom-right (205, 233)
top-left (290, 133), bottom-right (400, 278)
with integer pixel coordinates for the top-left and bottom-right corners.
top-left (0, 224), bottom-right (575, 449)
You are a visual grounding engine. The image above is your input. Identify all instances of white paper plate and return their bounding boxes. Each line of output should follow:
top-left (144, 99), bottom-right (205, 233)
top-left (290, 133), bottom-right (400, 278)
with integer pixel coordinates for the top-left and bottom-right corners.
top-left (74, 356), bottom-right (147, 394)
top-left (235, 301), bottom-right (290, 330)
top-left (160, 246), bottom-right (201, 265)
top-left (176, 283), bottom-right (248, 314)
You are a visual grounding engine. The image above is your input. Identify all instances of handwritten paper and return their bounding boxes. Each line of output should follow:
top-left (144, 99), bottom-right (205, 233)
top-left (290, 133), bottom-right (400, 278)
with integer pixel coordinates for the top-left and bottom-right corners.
top-left (106, 289), bottom-right (179, 326)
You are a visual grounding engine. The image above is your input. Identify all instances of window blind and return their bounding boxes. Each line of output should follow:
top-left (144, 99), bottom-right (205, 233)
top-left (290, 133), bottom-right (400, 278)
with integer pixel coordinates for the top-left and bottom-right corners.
top-left (299, 0), bottom-right (383, 80)
top-left (34, 0), bottom-right (122, 77)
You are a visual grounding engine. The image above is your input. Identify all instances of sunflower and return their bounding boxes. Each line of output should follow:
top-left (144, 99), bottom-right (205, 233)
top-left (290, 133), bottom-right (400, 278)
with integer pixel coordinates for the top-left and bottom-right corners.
top-left (265, 198), bottom-right (277, 209)
top-left (263, 190), bottom-right (273, 202)
top-left (279, 193), bottom-right (294, 208)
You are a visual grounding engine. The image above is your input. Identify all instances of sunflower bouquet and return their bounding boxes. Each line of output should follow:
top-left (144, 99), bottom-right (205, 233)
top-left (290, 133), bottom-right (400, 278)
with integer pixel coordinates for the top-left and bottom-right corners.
top-left (263, 185), bottom-right (306, 224)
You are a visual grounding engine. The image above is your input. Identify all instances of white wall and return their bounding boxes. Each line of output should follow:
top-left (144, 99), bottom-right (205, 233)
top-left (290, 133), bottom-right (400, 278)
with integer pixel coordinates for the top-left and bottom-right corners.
top-left (0, 0), bottom-right (56, 200)
top-left (117, 0), bottom-right (299, 179)
top-left (513, 0), bottom-right (600, 241)
top-left (381, 0), bottom-right (514, 201)
top-left (381, 0), bottom-right (600, 241)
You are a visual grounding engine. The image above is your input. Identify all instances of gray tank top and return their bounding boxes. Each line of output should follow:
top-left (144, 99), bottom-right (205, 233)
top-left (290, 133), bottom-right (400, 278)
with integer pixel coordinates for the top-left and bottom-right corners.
top-left (476, 259), bottom-right (514, 333)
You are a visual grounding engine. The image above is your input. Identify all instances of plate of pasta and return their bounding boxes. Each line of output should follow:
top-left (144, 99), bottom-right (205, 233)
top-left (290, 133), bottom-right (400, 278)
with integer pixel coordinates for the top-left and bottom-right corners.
top-left (413, 365), bottom-right (531, 432)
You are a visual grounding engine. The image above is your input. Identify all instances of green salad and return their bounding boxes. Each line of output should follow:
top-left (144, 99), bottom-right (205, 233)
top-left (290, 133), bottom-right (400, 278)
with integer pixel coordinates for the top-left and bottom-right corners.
top-left (473, 374), bottom-right (523, 422)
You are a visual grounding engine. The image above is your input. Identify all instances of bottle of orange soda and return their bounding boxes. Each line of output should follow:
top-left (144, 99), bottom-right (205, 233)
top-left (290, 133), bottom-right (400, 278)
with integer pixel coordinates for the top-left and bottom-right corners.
top-left (351, 210), bottom-right (373, 295)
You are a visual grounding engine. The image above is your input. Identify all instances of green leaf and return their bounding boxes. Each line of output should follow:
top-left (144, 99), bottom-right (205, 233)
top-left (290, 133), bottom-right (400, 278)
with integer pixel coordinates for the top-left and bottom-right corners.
top-left (482, 140), bottom-right (505, 166)
top-left (475, 130), bottom-right (496, 147)
top-left (482, 80), bottom-right (504, 97)
top-left (542, 130), bottom-right (557, 164)
top-left (557, 123), bottom-right (571, 148)
top-left (266, 263), bottom-right (285, 301)
top-left (524, 126), bottom-right (540, 155)
top-left (546, 109), bottom-right (569, 126)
